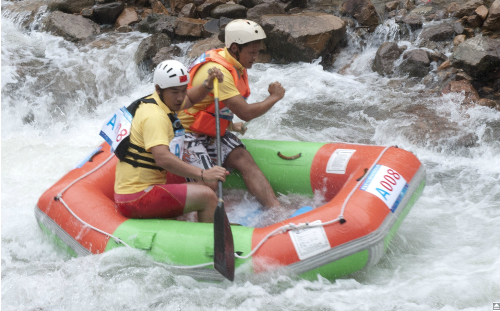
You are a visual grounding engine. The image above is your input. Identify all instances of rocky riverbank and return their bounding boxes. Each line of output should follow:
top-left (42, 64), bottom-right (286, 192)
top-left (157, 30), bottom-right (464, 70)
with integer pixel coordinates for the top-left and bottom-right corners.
top-left (3, 0), bottom-right (500, 112)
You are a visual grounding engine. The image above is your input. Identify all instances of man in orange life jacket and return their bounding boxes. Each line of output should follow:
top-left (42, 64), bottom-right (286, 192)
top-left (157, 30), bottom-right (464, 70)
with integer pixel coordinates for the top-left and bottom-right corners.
top-left (177, 20), bottom-right (286, 208)
top-left (114, 60), bottom-right (228, 223)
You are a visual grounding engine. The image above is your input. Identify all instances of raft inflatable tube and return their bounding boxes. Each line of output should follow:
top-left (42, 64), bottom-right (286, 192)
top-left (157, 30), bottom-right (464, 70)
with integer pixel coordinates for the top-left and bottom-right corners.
top-left (35, 140), bottom-right (425, 281)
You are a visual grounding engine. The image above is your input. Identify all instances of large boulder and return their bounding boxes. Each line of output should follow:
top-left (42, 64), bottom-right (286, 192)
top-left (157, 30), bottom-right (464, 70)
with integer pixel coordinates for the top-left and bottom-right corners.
top-left (170, 0), bottom-right (192, 12)
top-left (341, 0), bottom-right (380, 28)
top-left (419, 23), bottom-right (455, 42)
top-left (178, 3), bottom-right (197, 18)
top-left (398, 49), bottom-right (431, 77)
top-left (261, 13), bottom-right (346, 63)
top-left (372, 42), bottom-right (401, 75)
top-left (450, 36), bottom-right (500, 79)
top-left (246, 3), bottom-right (286, 23)
top-left (93, 2), bottom-right (125, 25)
top-left (152, 46), bottom-right (182, 68)
top-left (211, 3), bottom-right (247, 18)
top-left (175, 17), bottom-right (208, 38)
top-left (484, 0), bottom-right (500, 30)
top-left (138, 13), bottom-right (177, 38)
top-left (151, 0), bottom-right (170, 15)
top-left (43, 11), bottom-right (100, 42)
top-left (453, 0), bottom-right (485, 17)
top-left (47, 0), bottom-right (94, 14)
top-left (442, 80), bottom-right (480, 104)
top-left (402, 13), bottom-right (423, 30)
top-left (187, 35), bottom-right (225, 61)
top-left (135, 33), bottom-right (172, 73)
top-left (115, 7), bottom-right (139, 27)
top-left (197, 0), bottom-right (227, 18)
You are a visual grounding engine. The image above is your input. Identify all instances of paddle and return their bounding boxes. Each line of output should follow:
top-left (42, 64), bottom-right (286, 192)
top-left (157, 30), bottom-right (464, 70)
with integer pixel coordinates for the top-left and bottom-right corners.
top-left (212, 78), bottom-right (235, 281)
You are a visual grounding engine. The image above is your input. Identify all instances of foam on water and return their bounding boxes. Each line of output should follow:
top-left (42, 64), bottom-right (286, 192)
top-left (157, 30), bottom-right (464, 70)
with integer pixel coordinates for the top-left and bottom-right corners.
top-left (2, 9), bottom-right (499, 311)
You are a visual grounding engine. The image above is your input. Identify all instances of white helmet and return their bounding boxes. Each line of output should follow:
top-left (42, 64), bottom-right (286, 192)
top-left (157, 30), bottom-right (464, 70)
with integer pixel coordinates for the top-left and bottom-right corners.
top-left (225, 19), bottom-right (266, 49)
top-left (153, 60), bottom-right (190, 89)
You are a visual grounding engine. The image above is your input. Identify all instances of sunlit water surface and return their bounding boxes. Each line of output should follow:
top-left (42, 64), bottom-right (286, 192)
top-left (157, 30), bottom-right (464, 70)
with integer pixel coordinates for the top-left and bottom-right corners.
top-left (2, 7), bottom-right (499, 311)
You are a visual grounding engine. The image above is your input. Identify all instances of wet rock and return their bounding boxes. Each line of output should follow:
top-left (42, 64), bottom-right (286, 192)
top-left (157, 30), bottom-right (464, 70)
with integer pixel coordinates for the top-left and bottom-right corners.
top-left (385, 1), bottom-right (399, 12)
top-left (93, 2), bottom-right (125, 25)
top-left (478, 98), bottom-right (500, 110)
top-left (456, 71), bottom-right (473, 80)
top-left (135, 33), bottom-right (172, 73)
top-left (402, 0), bottom-right (415, 10)
top-left (450, 36), bottom-right (500, 79)
top-left (247, 3), bottom-right (286, 23)
top-left (197, 0), bottom-right (227, 18)
top-left (452, 21), bottom-right (464, 34)
top-left (151, 0), bottom-right (170, 15)
top-left (442, 79), bottom-right (480, 104)
top-left (282, 0), bottom-right (308, 11)
top-left (152, 45), bottom-right (182, 67)
top-left (402, 13), bottom-right (423, 30)
top-left (116, 25), bottom-right (132, 32)
top-left (234, 0), bottom-right (257, 8)
top-left (438, 59), bottom-right (451, 70)
top-left (203, 18), bottom-right (221, 35)
top-left (178, 3), bottom-right (197, 18)
top-left (47, 0), bottom-right (94, 14)
top-left (115, 7), bottom-right (139, 27)
top-left (475, 5), bottom-right (489, 19)
top-left (447, 2), bottom-right (460, 14)
top-left (341, 0), bottom-right (380, 28)
top-left (453, 34), bottom-right (467, 46)
top-left (137, 13), bottom-right (177, 37)
top-left (43, 11), bottom-right (100, 42)
top-left (170, 0), bottom-right (192, 12)
top-left (420, 23), bottom-right (455, 41)
top-left (410, 6), bottom-right (433, 15)
top-left (81, 8), bottom-right (93, 19)
top-left (453, 0), bottom-right (485, 18)
top-left (398, 49), bottom-right (431, 77)
top-left (261, 13), bottom-right (346, 63)
top-left (187, 35), bottom-right (225, 60)
top-left (462, 27), bottom-right (475, 37)
top-left (466, 14), bottom-right (483, 27)
top-left (175, 17), bottom-right (208, 38)
top-left (211, 3), bottom-right (247, 18)
top-left (428, 51), bottom-right (448, 64)
top-left (372, 42), bottom-right (401, 75)
top-left (484, 0), bottom-right (500, 30)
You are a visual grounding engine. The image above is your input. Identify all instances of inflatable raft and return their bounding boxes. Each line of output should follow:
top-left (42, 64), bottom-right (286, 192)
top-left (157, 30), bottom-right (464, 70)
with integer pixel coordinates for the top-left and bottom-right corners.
top-left (35, 140), bottom-right (425, 281)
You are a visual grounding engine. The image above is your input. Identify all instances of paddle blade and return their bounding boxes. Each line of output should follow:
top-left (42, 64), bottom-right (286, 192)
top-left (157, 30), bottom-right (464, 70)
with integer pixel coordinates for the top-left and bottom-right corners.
top-left (213, 201), bottom-right (235, 281)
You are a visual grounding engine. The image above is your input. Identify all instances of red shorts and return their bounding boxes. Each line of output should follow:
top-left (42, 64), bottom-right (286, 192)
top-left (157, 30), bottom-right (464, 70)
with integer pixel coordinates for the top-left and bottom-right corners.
top-left (114, 184), bottom-right (187, 219)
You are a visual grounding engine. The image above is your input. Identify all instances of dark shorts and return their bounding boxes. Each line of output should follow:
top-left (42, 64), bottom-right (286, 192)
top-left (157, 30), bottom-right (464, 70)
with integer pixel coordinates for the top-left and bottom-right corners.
top-left (182, 132), bottom-right (245, 181)
top-left (114, 184), bottom-right (187, 219)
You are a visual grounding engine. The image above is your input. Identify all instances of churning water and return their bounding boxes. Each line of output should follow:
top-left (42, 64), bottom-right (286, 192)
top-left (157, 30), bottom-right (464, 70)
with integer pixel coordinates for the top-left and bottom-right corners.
top-left (2, 5), bottom-right (499, 311)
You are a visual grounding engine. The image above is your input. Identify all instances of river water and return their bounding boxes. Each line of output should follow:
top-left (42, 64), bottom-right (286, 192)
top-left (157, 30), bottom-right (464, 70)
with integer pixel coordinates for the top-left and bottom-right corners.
top-left (2, 4), bottom-right (500, 310)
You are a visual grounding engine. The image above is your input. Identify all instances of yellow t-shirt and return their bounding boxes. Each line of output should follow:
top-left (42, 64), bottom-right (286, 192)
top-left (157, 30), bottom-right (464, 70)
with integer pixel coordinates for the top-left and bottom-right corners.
top-left (114, 92), bottom-right (175, 194)
top-left (177, 48), bottom-right (243, 132)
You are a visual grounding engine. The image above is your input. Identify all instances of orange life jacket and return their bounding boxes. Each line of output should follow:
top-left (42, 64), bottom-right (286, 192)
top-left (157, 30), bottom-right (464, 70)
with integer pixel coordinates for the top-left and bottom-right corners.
top-left (184, 48), bottom-right (251, 137)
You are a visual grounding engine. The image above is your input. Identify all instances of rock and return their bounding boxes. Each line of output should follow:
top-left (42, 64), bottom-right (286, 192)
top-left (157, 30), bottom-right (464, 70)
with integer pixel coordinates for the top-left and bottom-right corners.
top-left (385, 1), bottom-right (399, 12)
top-left (93, 2), bottom-right (125, 25)
top-left (410, 6), bottom-right (433, 15)
top-left (152, 45), bottom-right (182, 67)
top-left (475, 5), bottom-right (489, 19)
top-left (138, 13), bottom-right (177, 37)
top-left (463, 27), bottom-right (475, 37)
top-left (454, 0), bottom-right (485, 18)
top-left (453, 34), bottom-right (466, 45)
top-left (247, 3), bottom-right (286, 23)
top-left (402, 13), bottom-right (423, 30)
top-left (372, 42), bottom-right (401, 75)
top-left (456, 71), bottom-right (473, 80)
top-left (402, 0), bottom-right (415, 10)
top-left (175, 17), bottom-right (207, 38)
top-left (43, 11), bottom-right (100, 42)
top-left (116, 25), bottom-right (132, 32)
top-left (453, 21), bottom-right (464, 34)
top-left (115, 7), bottom-right (139, 27)
top-left (135, 33), bottom-right (172, 73)
top-left (170, 0), bottom-right (192, 12)
top-left (420, 23), bottom-right (455, 41)
top-left (447, 2), bottom-right (460, 14)
top-left (438, 59), bottom-right (451, 70)
top-left (428, 51), bottom-right (448, 64)
top-left (203, 18), bottom-right (221, 35)
top-left (341, 0), bottom-right (380, 28)
top-left (187, 35), bottom-right (225, 60)
top-left (81, 8), bottom-right (93, 19)
top-left (211, 3), bottom-right (247, 18)
top-left (398, 49), bottom-right (431, 77)
top-left (478, 98), bottom-right (500, 109)
top-left (47, 0), bottom-right (94, 14)
top-left (178, 3), bottom-right (197, 18)
top-left (261, 13), bottom-right (346, 63)
top-left (282, 0), bottom-right (308, 11)
top-left (197, 0), bottom-right (227, 18)
top-left (442, 80), bottom-right (480, 104)
top-left (467, 14), bottom-right (483, 27)
top-left (152, 0), bottom-right (170, 15)
top-left (234, 0), bottom-right (256, 8)
top-left (450, 36), bottom-right (500, 79)
top-left (484, 0), bottom-right (500, 30)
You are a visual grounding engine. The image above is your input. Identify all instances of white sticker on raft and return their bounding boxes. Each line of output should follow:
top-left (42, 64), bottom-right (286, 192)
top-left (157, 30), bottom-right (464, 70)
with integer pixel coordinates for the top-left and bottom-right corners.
top-left (326, 149), bottom-right (356, 174)
top-left (289, 220), bottom-right (331, 260)
top-left (360, 164), bottom-right (409, 213)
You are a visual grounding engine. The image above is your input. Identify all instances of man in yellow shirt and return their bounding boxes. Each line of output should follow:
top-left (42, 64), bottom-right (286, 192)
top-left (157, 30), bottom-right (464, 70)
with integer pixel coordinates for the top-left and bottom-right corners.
top-left (114, 60), bottom-right (228, 223)
top-left (178, 20), bottom-right (286, 209)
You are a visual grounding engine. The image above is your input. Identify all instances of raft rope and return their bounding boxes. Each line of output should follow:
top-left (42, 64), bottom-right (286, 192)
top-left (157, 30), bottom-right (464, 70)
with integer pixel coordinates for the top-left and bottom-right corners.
top-left (234, 145), bottom-right (393, 260)
top-left (56, 145), bottom-right (392, 269)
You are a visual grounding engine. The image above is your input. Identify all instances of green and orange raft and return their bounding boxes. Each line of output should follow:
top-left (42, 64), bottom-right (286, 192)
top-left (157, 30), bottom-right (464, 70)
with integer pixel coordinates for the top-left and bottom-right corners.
top-left (35, 139), bottom-right (425, 281)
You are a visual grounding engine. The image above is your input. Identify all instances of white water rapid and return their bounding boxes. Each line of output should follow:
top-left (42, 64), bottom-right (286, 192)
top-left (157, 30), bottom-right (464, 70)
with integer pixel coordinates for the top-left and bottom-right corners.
top-left (2, 5), bottom-right (499, 311)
